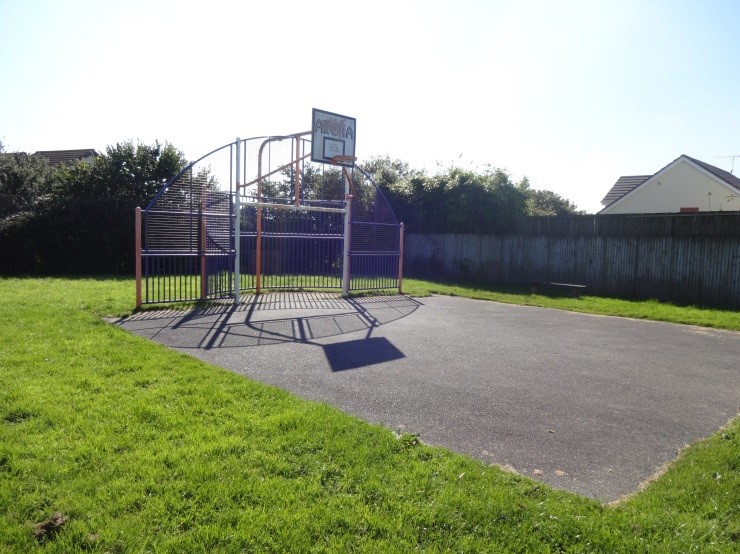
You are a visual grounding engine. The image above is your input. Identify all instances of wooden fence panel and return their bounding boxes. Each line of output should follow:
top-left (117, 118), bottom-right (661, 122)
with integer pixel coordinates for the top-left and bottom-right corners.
top-left (405, 214), bottom-right (740, 308)
top-left (510, 213), bottom-right (740, 237)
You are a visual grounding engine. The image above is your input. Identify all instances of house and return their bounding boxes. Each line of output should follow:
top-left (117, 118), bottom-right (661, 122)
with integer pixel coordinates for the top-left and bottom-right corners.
top-left (599, 155), bottom-right (740, 214)
top-left (34, 149), bottom-right (99, 167)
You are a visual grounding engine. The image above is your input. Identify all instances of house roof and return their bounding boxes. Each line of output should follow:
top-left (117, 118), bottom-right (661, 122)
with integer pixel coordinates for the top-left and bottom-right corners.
top-left (600, 155), bottom-right (740, 209)
top-left (684, 155), bottom-right (740, 193)
top-left (34, 149), bottom-right (98, 166)
top-left (600, 175), bottom-right (651, 207)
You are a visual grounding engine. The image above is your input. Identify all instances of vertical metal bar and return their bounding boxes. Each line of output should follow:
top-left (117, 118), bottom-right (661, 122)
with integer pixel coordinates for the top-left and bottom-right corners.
top-left (234, 138), bottom-right (241, 304)
top-left (342, 169), bottom-right (352, 295)
top-left (165, 256), bottom-right (168, 301)
top-left (295, 137), bottom-right (301, 207)
top-left (256, 150), bottom-right (263, 294)
top-left (398, 223), bottom-right (405, 294)
top-left (200, 209), bottom-right (207, 300)
top-left (135, 207), bottom-right (142, 309)
top-left (189, 169), bottom-right (193, 252)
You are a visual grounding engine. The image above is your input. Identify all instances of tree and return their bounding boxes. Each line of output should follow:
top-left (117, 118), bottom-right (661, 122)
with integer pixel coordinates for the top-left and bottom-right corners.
top-left (361, 156), bottom-right (415, 188)
top-left (275, 156), bottom-right (585, 233)
top-left (357, 157), bottom-right (419, 230)
top-left (54, 140), bottom-right (188, 205)
top-left (0, 146), bottom-right (57, 198)
top-left (1, 139), bottom-right (189, 275)
top-left (517, 177), bottom-right (585, 215)
top-left (362, 159), bottom-right (530, 234)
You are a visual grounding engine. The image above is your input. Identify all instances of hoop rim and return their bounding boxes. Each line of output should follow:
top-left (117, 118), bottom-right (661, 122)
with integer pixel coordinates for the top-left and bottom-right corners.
top-left (330, 155), bottom-right (357, 165)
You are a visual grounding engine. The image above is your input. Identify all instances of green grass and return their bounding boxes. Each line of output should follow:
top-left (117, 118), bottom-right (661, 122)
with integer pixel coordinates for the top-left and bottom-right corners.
top-left (1, 277), bottom-right (738, 552)
top-left (402, 278), bottom-right (740, 331)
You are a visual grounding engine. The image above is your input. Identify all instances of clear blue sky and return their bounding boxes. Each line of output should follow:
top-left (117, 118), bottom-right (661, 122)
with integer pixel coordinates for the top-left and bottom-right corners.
top-left (2, 0), bottom-right (739, 213)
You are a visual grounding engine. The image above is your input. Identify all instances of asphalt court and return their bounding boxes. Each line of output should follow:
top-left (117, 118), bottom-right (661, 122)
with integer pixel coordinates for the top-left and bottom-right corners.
top-left (117, 292), bottom-right (740, 501)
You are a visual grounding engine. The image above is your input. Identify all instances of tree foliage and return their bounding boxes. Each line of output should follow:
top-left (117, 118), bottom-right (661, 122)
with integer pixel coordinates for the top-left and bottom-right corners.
top-left (0, 140), bottom-right (188, 275)
top-left (53, 141), bottom-right (187, 206)
top-left (521, 181), bottom-right (586, 216)
top-left (0, 148), bottom-right (57, 198)
top-left (260, 163), bottom-right (345, 204)
top-left (361, 156), bottom-right (584, 233)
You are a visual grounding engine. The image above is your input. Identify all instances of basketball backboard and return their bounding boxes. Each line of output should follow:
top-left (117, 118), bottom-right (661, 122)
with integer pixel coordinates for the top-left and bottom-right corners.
top-left (311, 108), bottom-right (356, 167)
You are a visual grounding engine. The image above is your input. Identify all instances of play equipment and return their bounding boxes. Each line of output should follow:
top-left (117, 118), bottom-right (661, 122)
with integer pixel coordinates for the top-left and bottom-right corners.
top-left (135, 113), bottom-right (403, 307)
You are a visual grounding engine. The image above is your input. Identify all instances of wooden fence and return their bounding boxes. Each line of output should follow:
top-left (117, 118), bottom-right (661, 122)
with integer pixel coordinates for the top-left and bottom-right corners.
top-left (405, 213), bottom-right (740, 308)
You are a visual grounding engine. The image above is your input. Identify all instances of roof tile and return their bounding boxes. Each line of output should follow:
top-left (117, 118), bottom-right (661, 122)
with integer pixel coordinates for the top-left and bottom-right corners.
top-left (34, 149), bottom-right (98, 166)
top-left (600, 175), bottom-right (650, 206)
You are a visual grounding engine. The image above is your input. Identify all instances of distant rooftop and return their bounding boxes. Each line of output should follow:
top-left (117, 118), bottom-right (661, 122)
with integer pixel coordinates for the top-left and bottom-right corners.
top-left (34, 149), bottom-right (98, 166)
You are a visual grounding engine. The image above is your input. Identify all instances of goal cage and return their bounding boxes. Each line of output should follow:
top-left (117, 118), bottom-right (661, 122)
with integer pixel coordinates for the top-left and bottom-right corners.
top-left (135, 134), bottom-right (404, 307)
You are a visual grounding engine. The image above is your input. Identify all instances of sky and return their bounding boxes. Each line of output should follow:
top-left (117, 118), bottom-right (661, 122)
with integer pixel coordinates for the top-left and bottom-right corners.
top-left (1, 0), bottom-right (739, 213)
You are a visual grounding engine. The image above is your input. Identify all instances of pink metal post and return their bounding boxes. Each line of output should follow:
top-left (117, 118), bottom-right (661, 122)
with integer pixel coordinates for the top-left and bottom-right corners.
top-left (135, 207), bottom-right (142, 309)
top-left (294, 137), bottom-right (301, 207)
top-left (398, 222), bottom-right (405, 294)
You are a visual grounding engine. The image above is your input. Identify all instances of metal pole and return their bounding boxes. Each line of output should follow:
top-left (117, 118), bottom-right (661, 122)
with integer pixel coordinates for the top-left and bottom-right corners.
top-left (256, 146), bottom-right (264, 294)
top-left (251, 202), bottom-right (345, 214)
top-left (294, 137), bottom-right (301, 207)
top-left (200, 204), bottom-right (207, 301)
top-left (135, 207), bottom-right (142, 309)
top-left (234, 137), bottom-right (241, 305)
top-left (398, 222), bottom-right (405, 294)
top-left (342, 168), bottom-right (352, 296)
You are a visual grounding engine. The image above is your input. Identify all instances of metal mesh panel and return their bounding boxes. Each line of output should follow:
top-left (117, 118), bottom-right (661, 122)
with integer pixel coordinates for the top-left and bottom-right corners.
top-left (141, 143), bottom-right (235, 304)
top-left (347, 167), bottom-right (402, 290)
top-left (144, 143), bottom-right (234, 254)
top-left (350, 167), bottom-right (400, 253)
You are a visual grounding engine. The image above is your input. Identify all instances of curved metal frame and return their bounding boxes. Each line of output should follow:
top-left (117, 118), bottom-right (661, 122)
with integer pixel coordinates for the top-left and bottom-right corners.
top-left (136, 134), bottom-right (404, 308)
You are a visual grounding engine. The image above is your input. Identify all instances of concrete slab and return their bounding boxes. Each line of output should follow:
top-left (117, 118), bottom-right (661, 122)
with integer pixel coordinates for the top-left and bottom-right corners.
top-left (116, 293), bottom-right (740, 501)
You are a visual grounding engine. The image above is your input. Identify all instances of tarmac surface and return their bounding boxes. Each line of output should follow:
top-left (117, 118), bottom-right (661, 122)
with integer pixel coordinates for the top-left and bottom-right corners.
top-left (117, 292), bottom-right (740, 502)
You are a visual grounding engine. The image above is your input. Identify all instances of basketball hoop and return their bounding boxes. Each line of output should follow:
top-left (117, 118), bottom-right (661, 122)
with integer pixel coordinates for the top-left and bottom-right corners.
top-left (330, 155), bottom-right (357, 166)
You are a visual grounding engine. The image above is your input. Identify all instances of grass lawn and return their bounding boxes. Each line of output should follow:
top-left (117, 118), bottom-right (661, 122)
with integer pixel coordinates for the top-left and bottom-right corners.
top-left (402, 278), bottom-right (740, 331)
top-left (1, 277), bottom-right (738, 552)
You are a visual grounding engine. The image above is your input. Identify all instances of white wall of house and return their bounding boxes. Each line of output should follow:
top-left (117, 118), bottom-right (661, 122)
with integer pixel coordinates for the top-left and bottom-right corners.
top-left (602, 160), bottom-right (740, 214)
